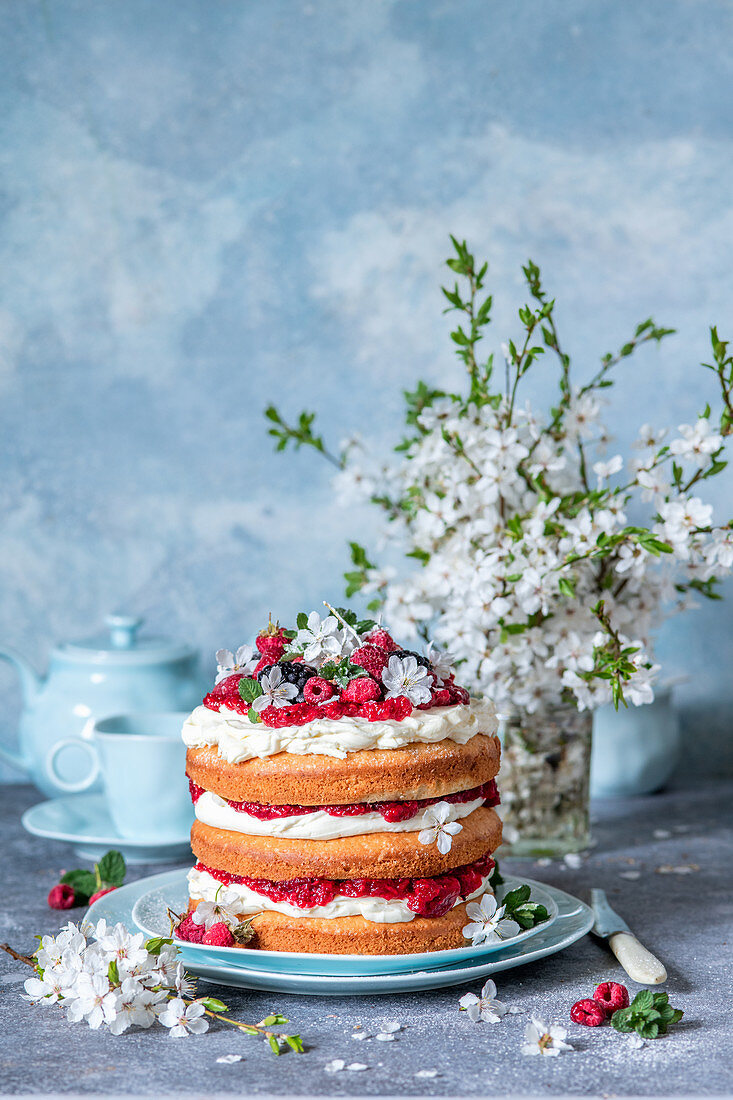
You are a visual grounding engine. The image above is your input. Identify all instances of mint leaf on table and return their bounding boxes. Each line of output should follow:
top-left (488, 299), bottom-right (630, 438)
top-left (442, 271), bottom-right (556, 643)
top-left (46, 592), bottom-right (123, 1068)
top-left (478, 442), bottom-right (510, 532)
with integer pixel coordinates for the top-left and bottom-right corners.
top-left (59, 869), bottom-right (97, 903)
top-left (611, 990), bottom-right (683, 1038)
top-left (97, 849), bottom-right (126, 888)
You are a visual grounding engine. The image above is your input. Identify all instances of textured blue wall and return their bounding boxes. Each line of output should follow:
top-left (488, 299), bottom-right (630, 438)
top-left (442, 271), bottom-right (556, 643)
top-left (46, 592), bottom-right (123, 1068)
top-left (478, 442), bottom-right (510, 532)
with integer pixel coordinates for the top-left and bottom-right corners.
top-left (1, 0), bottom-right (732, 780)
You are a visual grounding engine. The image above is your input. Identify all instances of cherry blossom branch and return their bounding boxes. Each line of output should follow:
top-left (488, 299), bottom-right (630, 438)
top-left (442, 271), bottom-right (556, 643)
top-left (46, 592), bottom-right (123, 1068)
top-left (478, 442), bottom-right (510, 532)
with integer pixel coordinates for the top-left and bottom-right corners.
top-left (0, 943), bottom-right (35, 967)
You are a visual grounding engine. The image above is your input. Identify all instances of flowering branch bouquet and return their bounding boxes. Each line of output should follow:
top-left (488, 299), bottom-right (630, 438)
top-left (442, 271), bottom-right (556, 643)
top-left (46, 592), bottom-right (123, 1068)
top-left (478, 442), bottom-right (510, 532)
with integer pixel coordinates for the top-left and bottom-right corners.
top-left (3, 921), bottom-right (303, 1052)
top-left (267, 238), bottom-right (733, 714)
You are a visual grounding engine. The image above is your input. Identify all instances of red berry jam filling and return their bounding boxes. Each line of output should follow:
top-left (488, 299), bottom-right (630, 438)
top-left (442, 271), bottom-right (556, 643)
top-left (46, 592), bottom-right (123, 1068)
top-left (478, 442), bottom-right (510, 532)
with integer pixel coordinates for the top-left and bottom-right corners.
top-left (195, 851), bottom-right (496, 919)
top-left (188, 777), bottom-right (500, 821)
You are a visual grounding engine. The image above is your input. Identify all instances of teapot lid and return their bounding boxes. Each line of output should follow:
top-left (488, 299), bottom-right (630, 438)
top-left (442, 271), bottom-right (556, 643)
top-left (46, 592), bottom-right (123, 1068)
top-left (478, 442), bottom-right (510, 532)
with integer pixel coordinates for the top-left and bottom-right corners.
top-left (55, 615), bottom-right (195, 665)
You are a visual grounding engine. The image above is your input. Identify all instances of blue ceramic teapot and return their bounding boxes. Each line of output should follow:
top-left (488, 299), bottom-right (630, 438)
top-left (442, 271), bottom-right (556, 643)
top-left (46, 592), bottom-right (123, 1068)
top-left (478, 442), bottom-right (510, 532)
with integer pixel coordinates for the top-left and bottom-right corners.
top-left (0, 615), bottom-right (205, 797)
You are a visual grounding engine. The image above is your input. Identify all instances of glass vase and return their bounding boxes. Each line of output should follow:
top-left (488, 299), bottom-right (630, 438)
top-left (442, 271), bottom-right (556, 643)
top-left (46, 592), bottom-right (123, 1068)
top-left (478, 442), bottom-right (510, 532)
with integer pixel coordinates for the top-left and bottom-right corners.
top-left (497, 702), bottom-right (593, 858)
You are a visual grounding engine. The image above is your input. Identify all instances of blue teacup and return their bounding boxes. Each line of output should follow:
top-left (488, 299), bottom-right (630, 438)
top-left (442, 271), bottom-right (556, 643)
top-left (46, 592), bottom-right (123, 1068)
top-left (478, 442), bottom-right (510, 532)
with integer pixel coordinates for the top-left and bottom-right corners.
top-left (47, 712), bottom-right (193, 842)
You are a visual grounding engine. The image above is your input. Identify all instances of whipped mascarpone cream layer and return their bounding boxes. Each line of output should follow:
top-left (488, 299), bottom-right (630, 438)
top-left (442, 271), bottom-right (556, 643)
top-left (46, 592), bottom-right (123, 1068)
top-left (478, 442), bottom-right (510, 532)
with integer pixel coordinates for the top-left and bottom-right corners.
top-left (194, 789), bottom-right (485, 840)
top-left (182, 699), bottom-right (497, 763)
top-left (188, 866), bottom-right (492, 924)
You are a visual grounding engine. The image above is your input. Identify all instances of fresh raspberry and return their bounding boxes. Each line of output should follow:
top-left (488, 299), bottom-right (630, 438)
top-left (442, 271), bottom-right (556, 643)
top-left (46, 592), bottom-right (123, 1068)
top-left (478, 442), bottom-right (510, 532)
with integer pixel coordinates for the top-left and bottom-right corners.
top-left (360, 697), bottom-right (413, 722)
top-left (203, 673), bottom-right (247, 713)
top-left (351, 644), bottom-right (389, 679)
top-left (341, 677), bottom-right (381, 703)
top-left (593, 981), bottom-right (630, 1015)
top-left (176, 914), bottom-right (206, 943)
top-left (303, 677), bottom-right (335, 704)
top-left (47, 884), bottom-right (76, 910)
top-left (89, 887), bottom-right (117, 904)
top-left (570, 999), bottom-right (607, 1027)
top-left (256, 627), bottom-right (290, 662)
top-left (424, 687), bottom-right (453, 708)
top-left (365, 628), bottom-right (398, 652)
top-left (202, 921), bottom-right (235, 947)
top-left (448, 683), bottom-right (470, 705)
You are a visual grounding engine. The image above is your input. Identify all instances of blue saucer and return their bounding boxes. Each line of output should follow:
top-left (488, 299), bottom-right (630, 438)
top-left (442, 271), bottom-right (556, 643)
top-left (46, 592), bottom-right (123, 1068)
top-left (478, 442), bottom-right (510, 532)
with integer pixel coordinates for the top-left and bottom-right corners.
top-left (85, 869), bottom-right (593, 995)
top-left (22, 794), bottom-right (192, 864)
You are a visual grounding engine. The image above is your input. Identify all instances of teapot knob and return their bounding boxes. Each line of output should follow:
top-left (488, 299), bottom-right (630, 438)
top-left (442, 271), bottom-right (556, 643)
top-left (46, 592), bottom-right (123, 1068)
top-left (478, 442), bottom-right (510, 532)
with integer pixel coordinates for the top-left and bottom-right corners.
top-left (105, 614), bottom-right (143, 650)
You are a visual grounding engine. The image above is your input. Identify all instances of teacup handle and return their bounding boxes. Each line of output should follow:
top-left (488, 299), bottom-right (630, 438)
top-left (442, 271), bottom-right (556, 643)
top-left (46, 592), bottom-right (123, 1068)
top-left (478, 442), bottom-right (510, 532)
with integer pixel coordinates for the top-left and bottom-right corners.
top-left (46, 738), bottom-right (100, 794)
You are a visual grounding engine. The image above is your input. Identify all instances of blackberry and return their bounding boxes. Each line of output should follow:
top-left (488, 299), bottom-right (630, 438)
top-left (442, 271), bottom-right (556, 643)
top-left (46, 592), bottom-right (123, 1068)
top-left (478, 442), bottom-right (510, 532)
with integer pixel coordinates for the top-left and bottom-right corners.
top-left (257, 660), bottom-right (317, 702)
top-left (390, 648), bottom-right (431, 669)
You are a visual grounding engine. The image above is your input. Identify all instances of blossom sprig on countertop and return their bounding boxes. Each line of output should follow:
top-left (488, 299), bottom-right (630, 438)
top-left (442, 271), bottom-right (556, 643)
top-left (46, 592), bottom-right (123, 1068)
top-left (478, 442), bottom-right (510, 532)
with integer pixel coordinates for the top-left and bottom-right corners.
top-left (1, 922), bottom-right (304, 1054)
top-left (267, 239), bottom-right (733, 712)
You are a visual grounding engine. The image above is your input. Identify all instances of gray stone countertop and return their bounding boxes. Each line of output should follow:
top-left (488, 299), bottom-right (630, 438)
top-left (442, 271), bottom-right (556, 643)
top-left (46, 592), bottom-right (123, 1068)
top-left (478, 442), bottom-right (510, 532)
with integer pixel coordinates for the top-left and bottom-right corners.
top-left (0, 781), bottom-right (731, 1097)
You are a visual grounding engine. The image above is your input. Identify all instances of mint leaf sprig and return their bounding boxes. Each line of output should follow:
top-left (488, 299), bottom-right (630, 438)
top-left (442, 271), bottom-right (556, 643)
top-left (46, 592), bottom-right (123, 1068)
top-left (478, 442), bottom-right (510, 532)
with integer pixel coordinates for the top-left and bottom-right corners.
top-left (500, 883), bottom-right (549, 930)
top-left (60, 849), bottom-right (126, 905)
top-left (611, 990), bottom-right (683, 1039)
top-left (238, 676), bottom-right (264, 723)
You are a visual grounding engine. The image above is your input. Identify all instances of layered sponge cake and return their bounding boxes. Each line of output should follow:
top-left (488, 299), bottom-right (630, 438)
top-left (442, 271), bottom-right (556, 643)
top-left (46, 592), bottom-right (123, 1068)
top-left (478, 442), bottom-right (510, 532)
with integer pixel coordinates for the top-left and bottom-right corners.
top-left (178, 608), bottom-right (501, 954)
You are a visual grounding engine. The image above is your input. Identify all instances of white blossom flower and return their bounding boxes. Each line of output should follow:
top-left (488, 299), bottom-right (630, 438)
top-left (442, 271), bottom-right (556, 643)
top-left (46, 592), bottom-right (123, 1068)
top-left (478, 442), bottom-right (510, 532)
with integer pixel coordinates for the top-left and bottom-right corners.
top-left (637, 467), bottom-right (669, 502)
top-left (658, 497), bottom-right (714, 557)
top-left (191, 889), bottom-right (241, 930)
top-left (521, 1017), bottom-right (573, 1056)
top-left (215, 645), bottom-right (258, 684)
top-left (295, 611), bottom-right (344, 664)
top-left (170, 962), bottom-right (197, 998)
top-left (381, 653), bottom-right (433, 705)
top-left (615, 542), bottom-right (648, 576)
top-left (426, 641), bottom-right (456, 685)
top-left (324, 1059), bottom-right (346, 1073)
top-left (459, 978), bottom-right (508, 1022)
top-left (462, 894), bottom-right (521, 945)
top-left (216, 1054), bottom-right (243, 1064)
top-left (23, 965), bottom-right (75, 1006)
top-left (634, 423), bottom-right (667, 450)
top-left (669, 418), bottom-right (723, 467)
top-left (65, 972), bottom-right (119, 1030)
top-left (251, 666), bottom-right (298, 711)
top-left (96, 923), bottom-right (149, 972)
top-left (418, 802), bottom-right (463, 854)
top-left (592, 454), bottom-right (623, 485)
top-left (157, 997), bottom-right (209, 1038)
top-left (564, 391), bottom-right (601, 440)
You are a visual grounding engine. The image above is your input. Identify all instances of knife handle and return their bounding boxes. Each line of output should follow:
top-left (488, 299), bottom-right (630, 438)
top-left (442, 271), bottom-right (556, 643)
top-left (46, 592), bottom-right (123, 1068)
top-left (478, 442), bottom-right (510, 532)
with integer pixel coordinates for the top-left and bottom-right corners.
top-left (608, 931), bottom-right (667, 985)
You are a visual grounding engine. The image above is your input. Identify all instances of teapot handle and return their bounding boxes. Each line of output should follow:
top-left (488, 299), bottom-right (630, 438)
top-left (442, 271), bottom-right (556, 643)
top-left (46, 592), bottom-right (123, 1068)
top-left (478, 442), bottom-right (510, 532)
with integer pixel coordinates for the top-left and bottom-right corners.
top-left (0, 646), bottom-right (41, 775)
top-left (46, 738), bottom-right (100, 794)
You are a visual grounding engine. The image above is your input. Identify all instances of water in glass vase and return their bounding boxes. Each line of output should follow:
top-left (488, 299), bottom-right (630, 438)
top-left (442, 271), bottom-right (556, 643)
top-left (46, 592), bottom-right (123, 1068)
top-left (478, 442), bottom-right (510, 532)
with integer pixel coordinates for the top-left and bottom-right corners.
top-left (497, 703), bottom-right (593, 858)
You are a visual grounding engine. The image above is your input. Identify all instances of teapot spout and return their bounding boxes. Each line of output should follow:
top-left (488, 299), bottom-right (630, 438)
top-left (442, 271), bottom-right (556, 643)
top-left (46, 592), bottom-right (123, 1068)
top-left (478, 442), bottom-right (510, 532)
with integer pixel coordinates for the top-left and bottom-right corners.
top-left (0, 645), bottom-right (42, 703)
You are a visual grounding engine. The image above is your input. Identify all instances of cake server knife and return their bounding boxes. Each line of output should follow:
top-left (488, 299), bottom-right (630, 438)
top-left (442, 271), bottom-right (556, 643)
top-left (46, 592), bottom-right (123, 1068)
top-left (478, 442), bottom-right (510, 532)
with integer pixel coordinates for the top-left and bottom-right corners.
top-left (590, 888), bottom-right (667, 985)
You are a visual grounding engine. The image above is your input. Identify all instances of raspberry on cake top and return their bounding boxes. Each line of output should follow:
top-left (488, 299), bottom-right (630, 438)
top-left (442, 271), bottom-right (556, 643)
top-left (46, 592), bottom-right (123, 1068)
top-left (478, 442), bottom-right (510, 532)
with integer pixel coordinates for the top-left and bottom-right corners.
top-left (182, 605), bottom-right (497, 763)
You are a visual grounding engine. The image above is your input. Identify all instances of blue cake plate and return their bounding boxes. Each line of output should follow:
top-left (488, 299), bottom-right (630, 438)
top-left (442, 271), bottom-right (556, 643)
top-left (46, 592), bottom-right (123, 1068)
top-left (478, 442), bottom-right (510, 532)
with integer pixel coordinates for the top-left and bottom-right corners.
top-left (86, 870), bottom-right (592, 995)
